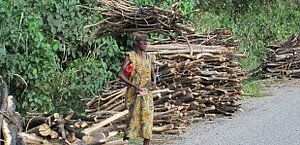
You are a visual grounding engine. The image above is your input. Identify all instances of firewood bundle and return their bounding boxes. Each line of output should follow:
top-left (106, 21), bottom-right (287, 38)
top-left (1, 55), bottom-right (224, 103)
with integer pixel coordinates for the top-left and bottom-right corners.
top-left (84, 29), bottom-right (245, 138)
top-left (262, 33), bottom-right (300, 78)
top-left (83, 0), bottom-right (194, 37)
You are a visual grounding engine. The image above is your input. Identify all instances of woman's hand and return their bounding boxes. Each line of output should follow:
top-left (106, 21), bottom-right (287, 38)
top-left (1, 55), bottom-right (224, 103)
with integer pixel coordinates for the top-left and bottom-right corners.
top-left (137, 88), bottom-right (148, 96)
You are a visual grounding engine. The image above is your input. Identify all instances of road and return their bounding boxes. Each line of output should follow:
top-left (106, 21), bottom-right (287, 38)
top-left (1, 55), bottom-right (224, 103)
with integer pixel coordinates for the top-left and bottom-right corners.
top-left (171, 79), bottom-right (300, 145)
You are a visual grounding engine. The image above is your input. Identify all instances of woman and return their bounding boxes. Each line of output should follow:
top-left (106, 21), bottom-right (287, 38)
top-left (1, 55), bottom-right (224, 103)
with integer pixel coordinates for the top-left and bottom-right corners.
top-left (118, 33), bottom-right (156, 145)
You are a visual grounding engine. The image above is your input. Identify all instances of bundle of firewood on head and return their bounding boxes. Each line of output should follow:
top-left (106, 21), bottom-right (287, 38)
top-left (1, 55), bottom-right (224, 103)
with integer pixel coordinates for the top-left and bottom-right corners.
top-left (262, 33), bottom-right (300, 78)
top-left (84, 28), bottom-right (245, 139)
top-left (83, 0), bottom-right (194, 38)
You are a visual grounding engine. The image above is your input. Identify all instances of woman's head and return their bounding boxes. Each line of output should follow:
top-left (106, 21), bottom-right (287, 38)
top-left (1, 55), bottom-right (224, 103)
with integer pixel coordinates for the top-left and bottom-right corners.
top-left (133, 33), bottom-right (148, 50)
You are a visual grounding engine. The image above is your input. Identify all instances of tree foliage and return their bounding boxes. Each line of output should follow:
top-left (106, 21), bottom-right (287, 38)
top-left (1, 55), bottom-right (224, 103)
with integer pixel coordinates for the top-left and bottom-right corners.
top-left (0, 0), bottom-right (123, 113)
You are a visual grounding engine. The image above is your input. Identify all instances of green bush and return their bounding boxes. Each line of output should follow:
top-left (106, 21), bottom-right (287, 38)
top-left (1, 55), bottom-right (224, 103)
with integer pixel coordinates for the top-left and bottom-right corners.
top-left (0, 0), bottom-right (123, 113)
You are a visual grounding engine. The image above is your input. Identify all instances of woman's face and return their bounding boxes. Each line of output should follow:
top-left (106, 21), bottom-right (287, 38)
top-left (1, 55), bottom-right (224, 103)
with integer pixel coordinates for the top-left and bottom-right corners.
top-left (137, 40), bottom-right (148, 50)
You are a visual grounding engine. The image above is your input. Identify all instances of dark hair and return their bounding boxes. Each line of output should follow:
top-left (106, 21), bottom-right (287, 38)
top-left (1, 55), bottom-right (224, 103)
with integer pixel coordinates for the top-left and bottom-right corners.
top-left (133, 32), bottom-right (148, 41)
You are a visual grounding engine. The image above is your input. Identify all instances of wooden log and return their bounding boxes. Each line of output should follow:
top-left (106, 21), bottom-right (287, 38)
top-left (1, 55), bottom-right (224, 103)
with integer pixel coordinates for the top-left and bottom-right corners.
top-left (64, 110), bottom-right (74, 121)
top-left (0, 82), bottom-right (8, 143)
top-left (154, 106), bottom-right (168, 112)
top-left (83, 110), bottom-right (128, 135)
top-left (83, 130), bottom-right (119, 145)
top-left (18, 132), bottom-right (49, 144)
top-left (176, 92), bottom-right (194, 104)
top-left (215, 108), bottom-right (232, 116)
top-left (3, 95), bottom-right (21, 145)
top-left (154, 94), bottom-right (172, 105)
top-left (285, 69), bottom-right (300, 75)
top-left (274, 53), bottom-right (296, 61)
top-left (184, 110), bottom-right (204, 117)
top-left (70, 139), bottom-right (88, 145)
top-left (153, 108), bottom-right (177, 119)
top-left (276, 47), bottom-right (300, 54)
top-left (65, 124), bottom-right (91, 140)
top-left (49, 130), bottom-right (59, 139)
top-left (203, 105), bottom-right (216, 112)
top-left (111, 103), bottom-right (126, 112)
top-left (86, 88), bottom-right (126, 107)
top-left (87, 111), bottom-right (118, 118)
top-left (146, 44), bottom-right (230, 51)
top-left (147, 49), bottom-right (226, 55)
top-left (188, 101), bottom-right (206, 110)
top-left (71, 112), bottom-right (97, 122)
top-left (54, 113), bottom-right (66, 139)
top-left (102, 139), bottom-right (128, 145)
top-left (163, 129), bottom-right (184, 134)
top-left (154, 117), bottom-right (187, 126)
top-left (67, 132), bottom-right (76, 143)
top-left (27, 123), bottom-right (57, 138)
top-left (98, 88), bottom-right (126, 110)
top-left (38, 123), bottom-right (50, 137)
top-left (205, 114), bottom-right (216, 118)
top-left (104, 98), bottom-right (124, 111)
top-left (153, 124), bottom-right (174, 133)
top-left (3, 119), bottom-right (14, 145)
top-left (26, 122), bottom-right (58, 139)
top-left (161, 53), bottom-right (196, 59)
top-left (25, 116), bottom-right (54, 131)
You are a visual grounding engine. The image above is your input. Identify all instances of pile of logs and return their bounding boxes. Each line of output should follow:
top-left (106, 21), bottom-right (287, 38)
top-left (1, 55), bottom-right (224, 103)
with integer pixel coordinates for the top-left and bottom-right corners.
top-left (84, 29), bottom-right (245, 141)
top-left (83, 0), bottom-right (194, 38)
top-left (19, 110), bottom-right (128, 145)
top-left (0, 80), bottom-right (127, 145)
top-left (261, 33), bottom-right (300, 78)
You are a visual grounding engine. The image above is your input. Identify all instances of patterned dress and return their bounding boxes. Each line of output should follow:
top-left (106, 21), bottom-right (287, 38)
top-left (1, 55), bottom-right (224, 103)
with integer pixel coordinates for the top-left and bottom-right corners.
top-left (124, 51), bottom-right (154, 140)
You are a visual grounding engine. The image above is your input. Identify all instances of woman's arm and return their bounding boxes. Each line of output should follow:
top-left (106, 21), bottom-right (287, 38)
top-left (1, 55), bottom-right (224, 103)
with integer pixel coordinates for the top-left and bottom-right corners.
top-left (151, 66), bottom-right (156, 87)
top-left (118, 55), bottom-right (142, 92)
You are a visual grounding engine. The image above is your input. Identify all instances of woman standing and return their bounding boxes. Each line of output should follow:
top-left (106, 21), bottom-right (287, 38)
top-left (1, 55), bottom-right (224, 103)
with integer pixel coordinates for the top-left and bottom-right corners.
top-left (118, 33), bottom-right (156, 145)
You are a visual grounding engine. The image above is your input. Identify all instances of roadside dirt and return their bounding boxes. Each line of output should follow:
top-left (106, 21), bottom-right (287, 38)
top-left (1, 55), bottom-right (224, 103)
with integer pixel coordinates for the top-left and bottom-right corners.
top-left (144, 78), bottom-right (300, 145)
top-left (168, 78), bottom-right (300, 145)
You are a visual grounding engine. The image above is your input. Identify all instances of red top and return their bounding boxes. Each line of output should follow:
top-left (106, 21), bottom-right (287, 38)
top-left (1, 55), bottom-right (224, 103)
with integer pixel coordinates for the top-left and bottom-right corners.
top-left (124, 63), bottom-right (134, 77)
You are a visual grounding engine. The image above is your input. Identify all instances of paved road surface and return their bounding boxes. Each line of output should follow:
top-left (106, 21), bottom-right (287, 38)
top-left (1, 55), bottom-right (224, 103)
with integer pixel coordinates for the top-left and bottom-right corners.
top-left (171, 79), bottom-right (300, 145)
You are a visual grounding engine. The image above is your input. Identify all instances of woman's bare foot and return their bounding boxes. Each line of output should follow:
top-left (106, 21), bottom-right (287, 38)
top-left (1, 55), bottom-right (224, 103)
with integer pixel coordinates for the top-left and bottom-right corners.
top-left (143, 139), bottom-right (150, 145)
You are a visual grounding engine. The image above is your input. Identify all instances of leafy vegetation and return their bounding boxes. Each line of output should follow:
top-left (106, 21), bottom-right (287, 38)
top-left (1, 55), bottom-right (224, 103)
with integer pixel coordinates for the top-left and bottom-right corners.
top-left (0, 0), bottom-right (122, 113)
top-left (194, 1), bottom-right (299, 97)
top-left (240, 76), bottom-right (278, 100)
top-left (0, 0), bottom-right (299, 113)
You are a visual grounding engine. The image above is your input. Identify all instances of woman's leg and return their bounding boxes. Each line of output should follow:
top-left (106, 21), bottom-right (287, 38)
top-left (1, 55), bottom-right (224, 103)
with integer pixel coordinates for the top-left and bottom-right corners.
top-left (143, 139), bottom-right (150, 145)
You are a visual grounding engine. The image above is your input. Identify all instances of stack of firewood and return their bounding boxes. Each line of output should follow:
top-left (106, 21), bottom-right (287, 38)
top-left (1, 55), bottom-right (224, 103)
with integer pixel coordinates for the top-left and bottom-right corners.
top-left (262, 33), bottom-right (300, 78)
top-left (84, 29), bottom-right (245, 139)
top-left (83, 0), bottom-right (194, 38)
